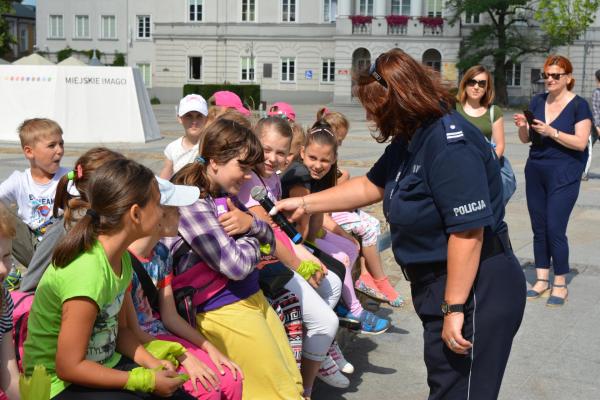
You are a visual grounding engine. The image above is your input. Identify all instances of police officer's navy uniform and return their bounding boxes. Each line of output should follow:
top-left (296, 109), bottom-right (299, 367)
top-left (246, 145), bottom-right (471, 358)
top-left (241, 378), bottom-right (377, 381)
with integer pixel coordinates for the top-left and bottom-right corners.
top-left (367, 111), bottom-right (526, 400)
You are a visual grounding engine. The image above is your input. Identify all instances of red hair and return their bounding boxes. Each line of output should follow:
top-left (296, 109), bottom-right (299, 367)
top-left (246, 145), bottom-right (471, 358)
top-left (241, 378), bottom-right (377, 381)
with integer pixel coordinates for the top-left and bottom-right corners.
top-left (354, 48), bottom-right (455, 143)
top-left (544, 55), bottom-right (575, 90)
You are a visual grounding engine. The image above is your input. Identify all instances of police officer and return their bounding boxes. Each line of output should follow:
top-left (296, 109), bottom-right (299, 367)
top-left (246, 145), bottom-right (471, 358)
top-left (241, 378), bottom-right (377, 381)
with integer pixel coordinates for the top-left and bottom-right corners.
top-left (275, 49), bottom-right (526, 400)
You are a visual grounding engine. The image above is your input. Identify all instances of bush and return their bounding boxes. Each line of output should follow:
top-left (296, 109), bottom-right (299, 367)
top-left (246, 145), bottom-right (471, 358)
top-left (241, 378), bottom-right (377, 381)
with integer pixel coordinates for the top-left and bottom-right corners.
top-left (112, 52), bottom-right (126, 66)
top-left (83, 49), bottom-right (104, 61)
top-left (56, 47), bottom-right (73, 62)
top-left (183, 84), bottom-right (260, 110)
top-left (150, 97), bottom-right (161, 105)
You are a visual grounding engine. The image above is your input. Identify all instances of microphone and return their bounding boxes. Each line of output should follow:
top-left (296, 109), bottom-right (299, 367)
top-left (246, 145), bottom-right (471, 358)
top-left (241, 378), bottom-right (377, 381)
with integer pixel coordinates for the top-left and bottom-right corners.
top-left (250, 186), bottom-right (303, 244)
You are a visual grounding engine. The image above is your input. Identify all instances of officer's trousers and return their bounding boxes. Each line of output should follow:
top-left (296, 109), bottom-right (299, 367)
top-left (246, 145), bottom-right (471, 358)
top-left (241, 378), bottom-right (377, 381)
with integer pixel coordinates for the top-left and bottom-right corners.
top-left (525, 157), bottom-right (583, 275)
top-left (408, 247), bottom-right (526, 400)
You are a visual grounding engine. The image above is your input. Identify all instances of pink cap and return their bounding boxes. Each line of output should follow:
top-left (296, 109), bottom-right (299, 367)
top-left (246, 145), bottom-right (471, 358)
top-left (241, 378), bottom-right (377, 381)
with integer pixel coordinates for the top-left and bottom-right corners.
top-left (268, 102), bottom-right (296, 121)
top-left (213, 91), bottom-right (251, 116)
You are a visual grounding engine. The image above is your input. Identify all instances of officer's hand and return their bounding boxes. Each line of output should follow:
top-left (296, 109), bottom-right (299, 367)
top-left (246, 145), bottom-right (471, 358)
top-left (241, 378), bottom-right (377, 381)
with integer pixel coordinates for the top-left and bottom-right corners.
top-left (274, 197), bottom-right (306, 222)
top-left (441, 313), bottom-right (472, 355)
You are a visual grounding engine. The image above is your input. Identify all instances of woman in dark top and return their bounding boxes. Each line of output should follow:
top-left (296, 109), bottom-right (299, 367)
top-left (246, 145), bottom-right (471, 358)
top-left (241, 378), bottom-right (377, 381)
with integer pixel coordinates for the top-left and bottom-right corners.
top-left (514, 55), bottom-right (592, 306)
top-left (275, 49), bottom-right (526, 400)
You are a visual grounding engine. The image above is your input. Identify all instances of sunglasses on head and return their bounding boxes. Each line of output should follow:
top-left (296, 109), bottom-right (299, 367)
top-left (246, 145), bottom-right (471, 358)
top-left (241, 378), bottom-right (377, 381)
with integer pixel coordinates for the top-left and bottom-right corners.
top-left (541, 72), bottom-right (568, 80)
top-left (369, 56), bottom-right (388, 89)
top-left (466, 79), bottom-right (487, 88)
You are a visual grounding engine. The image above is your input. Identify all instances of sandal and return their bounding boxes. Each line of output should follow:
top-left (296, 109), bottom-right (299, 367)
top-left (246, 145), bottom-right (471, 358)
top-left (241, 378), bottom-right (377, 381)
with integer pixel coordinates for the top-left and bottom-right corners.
top-left (526, 279), bottom-right (550, 299)
top-left (354, 279), bottom-right (388, 303)
top-left (546, 284), bottom-right (568, 307)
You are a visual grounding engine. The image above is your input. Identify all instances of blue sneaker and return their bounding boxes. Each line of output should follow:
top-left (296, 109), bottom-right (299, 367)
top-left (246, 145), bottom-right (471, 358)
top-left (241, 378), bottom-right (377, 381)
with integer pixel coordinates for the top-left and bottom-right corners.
top-left (349, 310), bottom-right (390, 335)
top-left (334, 303), bottom-right (361, 331)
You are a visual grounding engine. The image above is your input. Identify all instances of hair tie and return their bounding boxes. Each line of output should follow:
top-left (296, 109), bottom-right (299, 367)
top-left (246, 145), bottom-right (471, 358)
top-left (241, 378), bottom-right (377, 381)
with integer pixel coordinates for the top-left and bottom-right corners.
top-left (66, 170), bottom-right (75, 181)
top-left (76, 164), bottom-right (83, 179)
top-left (86, 209), bottom-right (100, 223)
top-left (309, 127), bottom-right (335, 137)
top-left (195, 156), bottom-right (206, 164)
top-left (322, 107), bottom-right (330, 116)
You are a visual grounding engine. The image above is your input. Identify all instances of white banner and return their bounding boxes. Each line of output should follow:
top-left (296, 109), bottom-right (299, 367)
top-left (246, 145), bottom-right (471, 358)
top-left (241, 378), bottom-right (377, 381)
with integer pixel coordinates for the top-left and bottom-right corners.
top-left (0, 65), bottom-right (160, 143)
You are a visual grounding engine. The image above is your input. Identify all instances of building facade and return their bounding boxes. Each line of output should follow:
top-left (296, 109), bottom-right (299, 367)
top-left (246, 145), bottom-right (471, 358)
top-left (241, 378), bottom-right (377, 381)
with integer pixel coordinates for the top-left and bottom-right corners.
top-left (35, 0), bottom-right (600, 105)
top-left (3, 2), bottom-right (36, 61)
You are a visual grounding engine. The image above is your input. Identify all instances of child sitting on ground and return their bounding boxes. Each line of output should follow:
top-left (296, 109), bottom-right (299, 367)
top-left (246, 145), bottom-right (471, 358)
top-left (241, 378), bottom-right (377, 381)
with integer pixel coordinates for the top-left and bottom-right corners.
top-left (0, 203), bottom-right (20, 399)
top-left (127, 177), bottom-right (243, 400)
top-left (0, 118), bottom-right (68, 272)
top-left (160, 94), bottom-right (209, 179)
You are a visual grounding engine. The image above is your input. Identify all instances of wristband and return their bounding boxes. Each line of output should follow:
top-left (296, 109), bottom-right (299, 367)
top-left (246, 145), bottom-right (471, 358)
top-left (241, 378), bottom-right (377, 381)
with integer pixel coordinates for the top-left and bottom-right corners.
top-left (297, 260), bottom-right (322, 280)
top-left (315, 228), bottom-right (326, 239)
top-left (259, 243), bottom-right (272, 255)
top-left (144, 340), bottom-right (187, 368)
top-left (19, 365), bottom-right (51, 400)
top-left (124, 367), bottom-right (155, 393)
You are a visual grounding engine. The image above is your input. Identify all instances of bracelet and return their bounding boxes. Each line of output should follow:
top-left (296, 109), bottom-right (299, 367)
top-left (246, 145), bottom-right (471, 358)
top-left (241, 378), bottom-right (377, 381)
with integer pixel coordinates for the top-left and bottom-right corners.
top-left (301, 196), bottom-right (309, 214)
top-left (124, 367), bottom-right (155, 393)
top-left (297, 260), bottom-right (322, 280)
top-left (144, 340), bottom-right (187, 368)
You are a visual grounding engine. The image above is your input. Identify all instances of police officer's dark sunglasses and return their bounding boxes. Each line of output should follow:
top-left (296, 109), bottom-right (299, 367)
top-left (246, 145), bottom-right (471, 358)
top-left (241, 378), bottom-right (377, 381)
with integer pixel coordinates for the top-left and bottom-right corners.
top-left (369, 56), bottom-right (388, 88)
top-left (466, 79), bottom-right (487, 88)
top-left (541, 72), bottom-right (568, 80)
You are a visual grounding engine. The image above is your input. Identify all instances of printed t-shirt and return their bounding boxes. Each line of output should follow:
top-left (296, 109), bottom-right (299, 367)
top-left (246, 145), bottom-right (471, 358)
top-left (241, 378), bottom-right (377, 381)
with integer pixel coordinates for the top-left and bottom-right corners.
top-left (23, 241), bottom-right (133, 398)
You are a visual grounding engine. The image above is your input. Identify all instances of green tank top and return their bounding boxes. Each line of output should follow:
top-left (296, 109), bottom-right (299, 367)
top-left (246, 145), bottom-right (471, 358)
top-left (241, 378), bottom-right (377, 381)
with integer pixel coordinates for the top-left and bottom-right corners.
top-left (456, 103), bottom-right (503, 140)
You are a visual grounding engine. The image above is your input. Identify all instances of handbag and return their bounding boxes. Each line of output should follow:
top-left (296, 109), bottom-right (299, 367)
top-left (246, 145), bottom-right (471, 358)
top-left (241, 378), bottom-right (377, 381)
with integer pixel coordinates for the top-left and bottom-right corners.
top-left (170, 239), bottom-right (228, 327)
top-left (490, 106), bottom-right (517, 205)
top-left (258, 261), bottom-right (294, 298)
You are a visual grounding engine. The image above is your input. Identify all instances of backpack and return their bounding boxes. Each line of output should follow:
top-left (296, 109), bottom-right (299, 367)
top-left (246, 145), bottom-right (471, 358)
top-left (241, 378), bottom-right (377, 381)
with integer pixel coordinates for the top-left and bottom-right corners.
top-left (10, 291), bottom-right (35, 373)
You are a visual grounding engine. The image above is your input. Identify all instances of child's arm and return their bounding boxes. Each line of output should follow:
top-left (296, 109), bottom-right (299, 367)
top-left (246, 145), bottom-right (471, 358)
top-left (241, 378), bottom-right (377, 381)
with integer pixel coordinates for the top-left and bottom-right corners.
top-left (159, 159), bottom-right (174, 180)
top-left (0, 330), bottom-right (19, 399)
top-left (123, 292), bottom-right (155, 345)
top-left (179, 201), bottom-right (275, 281)
top-left (158, 285), bottom-right (243, 382)
top-left (0, 172), bottom-right (19, 205)
top-left (288, 185), bottom-right (311, 239)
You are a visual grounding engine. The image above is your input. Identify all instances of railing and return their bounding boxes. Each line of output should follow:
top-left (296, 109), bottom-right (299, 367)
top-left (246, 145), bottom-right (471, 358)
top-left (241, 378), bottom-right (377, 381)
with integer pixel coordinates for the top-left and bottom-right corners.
top-left (388, 24), bottom-right (407, 35)
top-left (419, 16), bottom-right (444, 36)
top-left (350, 15), bottom-right (373, 35)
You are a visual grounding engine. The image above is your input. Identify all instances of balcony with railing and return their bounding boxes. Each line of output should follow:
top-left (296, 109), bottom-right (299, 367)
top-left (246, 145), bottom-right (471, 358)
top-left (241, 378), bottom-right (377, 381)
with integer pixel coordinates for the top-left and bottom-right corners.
top-left (350, 15), bottom-right (373, 35)
top-left (418, 17), bottom-right (444, 36)
top-left (386, 15), bottom-right (409, 35)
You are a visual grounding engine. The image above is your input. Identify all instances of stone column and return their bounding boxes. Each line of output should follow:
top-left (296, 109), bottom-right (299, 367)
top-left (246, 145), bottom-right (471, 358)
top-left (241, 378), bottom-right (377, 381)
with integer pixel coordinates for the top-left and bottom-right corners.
top-left (338, 0), bottom-right (352, 16)
top-left (411, 0), bottom-right (423, 17)
top-left (374, 0), bottom-right (386, 17)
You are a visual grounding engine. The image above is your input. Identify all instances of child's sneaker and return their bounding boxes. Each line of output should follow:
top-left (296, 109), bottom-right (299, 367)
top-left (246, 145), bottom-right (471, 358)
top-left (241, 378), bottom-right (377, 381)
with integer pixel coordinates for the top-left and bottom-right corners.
top-left (317, 354), bottom-right (350, 388)
top-left (347, 309), bottom-right (390, 335)
top-left (329, 341), bottom-right (354, 374)
top-left (334, 304), bottom-right (361, 331)
top-left (374, 276), bottom-right (405, 307)
top-left (355, 276), bottom-right (388, 303)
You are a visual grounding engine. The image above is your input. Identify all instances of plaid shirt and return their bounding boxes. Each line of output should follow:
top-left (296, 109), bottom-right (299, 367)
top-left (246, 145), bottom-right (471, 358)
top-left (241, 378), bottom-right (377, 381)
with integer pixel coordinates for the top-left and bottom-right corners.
top-left (163, 196), bottom-right (274, 281)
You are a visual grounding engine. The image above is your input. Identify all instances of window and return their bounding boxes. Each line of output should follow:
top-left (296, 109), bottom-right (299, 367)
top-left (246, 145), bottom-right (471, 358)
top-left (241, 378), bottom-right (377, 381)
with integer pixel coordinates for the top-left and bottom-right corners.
top-left (505, 62), bottom-right (521, 86)
top-left (242, 0), bottom-right (256, 22)
top-left (19, 26), bottom-right (28, 51)
top-left (137, 63), bottom-right (151, 87)
top-left (74, 15), bottom-right (90, 38)
top-left (322, 59), bottom-right (335, 82)
top-left (101, 15), bottom-right (116, 39)
top-left (137, 15), bottom-right (151, 39)
top-left (189, 56), bottom-right (202, 80)
top-left (189, 0), bottom-right (203, 22)
top-left (281, 57), bottom-right (295, 82)
top-left (49, 15), bottom-right (64, 38)
top-left (391, 0), bottom-right (411, 15)
top-left (465, 11), bottom-right (480, 24)
top-left (281, 0), bottom-right (296, 22)
top-left (323, 0), bottom-right (337, 22)
top-left (359, 0), bottom-right (373, 16)
top-left (426, 0), bottom-right (443, 17)
top-left (240, 57), bottom-right (255, 81)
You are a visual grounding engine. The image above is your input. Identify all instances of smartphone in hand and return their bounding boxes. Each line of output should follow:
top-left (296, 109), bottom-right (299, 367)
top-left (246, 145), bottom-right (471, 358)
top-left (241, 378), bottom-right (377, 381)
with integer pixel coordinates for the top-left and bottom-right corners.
top-left (523, 109), bottom-right (536, 125)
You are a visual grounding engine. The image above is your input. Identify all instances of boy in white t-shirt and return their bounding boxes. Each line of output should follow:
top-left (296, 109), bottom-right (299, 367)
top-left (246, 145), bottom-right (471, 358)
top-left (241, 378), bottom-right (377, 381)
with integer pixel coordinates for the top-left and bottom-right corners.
top-left (0, 118), bottom-right (69, 268)
top-left (159, 94), bottom-right (208, 179)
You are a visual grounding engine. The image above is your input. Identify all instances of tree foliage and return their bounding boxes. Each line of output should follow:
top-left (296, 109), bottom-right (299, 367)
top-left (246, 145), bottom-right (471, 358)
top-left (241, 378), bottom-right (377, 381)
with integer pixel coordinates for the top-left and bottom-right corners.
top-left (446, 0), bottom-right (552, 105)
top-left (0, 0), bottom-right (16, 56)
top-left (535, 0), bottom-right (600, 46)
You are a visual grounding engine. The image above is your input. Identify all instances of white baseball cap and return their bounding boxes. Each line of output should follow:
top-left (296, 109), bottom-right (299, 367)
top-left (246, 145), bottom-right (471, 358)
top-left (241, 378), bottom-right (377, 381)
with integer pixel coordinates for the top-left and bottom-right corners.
top-left (177, 94), bottom-right (208, 117)
top-left (156, 176), bottom-right (200, 207)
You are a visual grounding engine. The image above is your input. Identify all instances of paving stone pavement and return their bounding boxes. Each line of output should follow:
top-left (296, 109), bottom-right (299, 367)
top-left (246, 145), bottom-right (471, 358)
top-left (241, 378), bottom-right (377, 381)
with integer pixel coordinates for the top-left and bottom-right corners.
top-left (2, 103), bottom-right (599, 400)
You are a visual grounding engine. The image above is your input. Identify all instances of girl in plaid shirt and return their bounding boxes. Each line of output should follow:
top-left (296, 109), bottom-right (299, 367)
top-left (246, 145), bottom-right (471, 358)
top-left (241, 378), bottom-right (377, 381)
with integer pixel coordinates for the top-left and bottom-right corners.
top-left (170, 118), bottom-right (304, 400)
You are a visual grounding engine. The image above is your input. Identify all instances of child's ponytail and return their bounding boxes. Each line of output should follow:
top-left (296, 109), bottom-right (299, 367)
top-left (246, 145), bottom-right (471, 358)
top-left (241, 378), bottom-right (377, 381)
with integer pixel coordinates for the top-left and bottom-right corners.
top-left (52, 158), bottom-right (156, 268)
